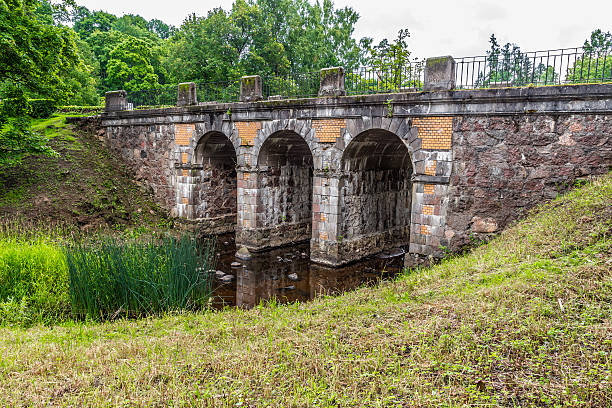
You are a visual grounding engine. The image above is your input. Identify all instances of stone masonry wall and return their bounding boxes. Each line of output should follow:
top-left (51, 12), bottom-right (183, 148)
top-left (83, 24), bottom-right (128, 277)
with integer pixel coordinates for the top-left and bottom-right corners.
top-left (446, 114), bottom-right (612, 251)
top-left (338, 168), bottom-right (412, 260)
top-left (105, 124), bottom-right (176, 210)
top-left (258, 164), bottom-right (313, 246)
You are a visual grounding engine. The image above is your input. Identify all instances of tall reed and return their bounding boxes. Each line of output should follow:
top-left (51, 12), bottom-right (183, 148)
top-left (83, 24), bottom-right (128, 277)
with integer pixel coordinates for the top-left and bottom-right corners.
top-left (65, 235), bottom-right (216, 320)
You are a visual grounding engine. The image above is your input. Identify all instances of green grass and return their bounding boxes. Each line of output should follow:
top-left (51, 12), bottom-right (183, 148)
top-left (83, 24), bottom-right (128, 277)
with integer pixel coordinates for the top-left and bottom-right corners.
top-left (0, 225), bottom-right (217, 327)
top-left (0, 227), bottom-right (70, 326)
top-left (0, 174), bottom-right (610, 406)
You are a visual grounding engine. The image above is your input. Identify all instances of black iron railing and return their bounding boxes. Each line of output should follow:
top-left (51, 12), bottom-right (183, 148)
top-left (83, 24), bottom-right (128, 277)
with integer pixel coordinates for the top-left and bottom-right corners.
top-left (197, 80), bottom-right (240, 103)
top-left (126, 80), bottom-right (241, 108)
top-left (122, 48), bottom-right (612, 109)
top-left (126, 86), bottom-right (177, 108)
top-left (455, 47), bottom-right (612, 89)
top-left (262, 71), bottom-right (321, 100)
top-left (345, 62), bottom-right (424, 95)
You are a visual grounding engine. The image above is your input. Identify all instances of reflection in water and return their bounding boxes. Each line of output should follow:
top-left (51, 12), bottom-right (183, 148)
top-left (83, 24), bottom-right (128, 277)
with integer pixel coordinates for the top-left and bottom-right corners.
top-left (209, 234), bottom-right (405, 308)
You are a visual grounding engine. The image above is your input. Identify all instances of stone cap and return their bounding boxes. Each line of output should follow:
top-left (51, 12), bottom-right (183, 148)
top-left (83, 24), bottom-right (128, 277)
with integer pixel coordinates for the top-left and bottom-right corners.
top-left (319, 67), bottom-right (346, 97)
top-left (424, 56), bottom-right (456, 91)
top-left (105, 90), bottom-right (128, 112)
top-left (177, 82), bottom-right (197, 106)
top-left (240, 75), bottom-right (263, 102)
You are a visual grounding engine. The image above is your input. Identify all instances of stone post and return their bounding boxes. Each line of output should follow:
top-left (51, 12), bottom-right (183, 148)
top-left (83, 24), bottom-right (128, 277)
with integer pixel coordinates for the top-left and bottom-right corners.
top-left (235, 168), bottom-right (262, 249)
top-left (240, 75), bottom-right (263, 102)
top-left (319, 67), bottom-right (345, 97)
top-left (310, 173), bottom-right (342, 265)
top-left (423, 56), bottom-right (456, 91)
top-left (177, 82), bottom-right (197, 106)
top-left (104, 90), bottom-right (128, 112)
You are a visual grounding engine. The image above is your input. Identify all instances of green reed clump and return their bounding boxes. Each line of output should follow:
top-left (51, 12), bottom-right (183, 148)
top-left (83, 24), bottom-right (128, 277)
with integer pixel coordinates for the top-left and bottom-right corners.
top-left (65, 235), bottom-right (216, 320)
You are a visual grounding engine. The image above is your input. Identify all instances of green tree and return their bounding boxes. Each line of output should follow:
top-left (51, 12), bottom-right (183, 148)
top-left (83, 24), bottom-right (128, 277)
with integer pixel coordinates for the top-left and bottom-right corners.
top-left (476, 35), bottom-right (555, 87)
top-left (567, 29), bottom-right (612, 83)
top-left (0, 0), bottom-right (79, 166)
top-left (72, 7), bottom-right (116, 39)
top-left (106, 37), bottom-right (160, 92)
top-left (164, 0), bottom-right (367, 85)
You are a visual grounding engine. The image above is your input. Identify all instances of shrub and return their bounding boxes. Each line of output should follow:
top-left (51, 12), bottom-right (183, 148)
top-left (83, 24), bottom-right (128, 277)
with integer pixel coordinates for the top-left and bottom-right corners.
top-left (28, 99), bottom-right (58, 119)
top-left (65, 235), bottom-right (216, 320)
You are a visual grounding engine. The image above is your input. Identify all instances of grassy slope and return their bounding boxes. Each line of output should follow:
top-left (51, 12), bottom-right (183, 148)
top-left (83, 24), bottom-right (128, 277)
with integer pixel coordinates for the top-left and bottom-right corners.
top-left (0, 174), bottom-right (610, 407)
top-left (0, 114), bottom-right (169, 230)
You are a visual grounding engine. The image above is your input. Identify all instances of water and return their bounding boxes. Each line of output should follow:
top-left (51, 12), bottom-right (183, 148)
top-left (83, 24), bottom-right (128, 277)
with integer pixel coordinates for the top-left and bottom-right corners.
top-left (209, 234), bottom-right (406, 308)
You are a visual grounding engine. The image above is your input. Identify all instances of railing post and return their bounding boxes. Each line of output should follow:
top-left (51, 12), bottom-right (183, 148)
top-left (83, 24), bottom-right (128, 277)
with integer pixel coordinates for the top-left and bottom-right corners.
top-left (177, 82), bottom-right (197, 106)
top-left (424, 56), bottom-right (456, 91)
top-left (105, 90), bottom-right (128, 112)
top-left (319, 67), bottom-right (345, 97)
top-left (240, 75), bottom-right (263, 102)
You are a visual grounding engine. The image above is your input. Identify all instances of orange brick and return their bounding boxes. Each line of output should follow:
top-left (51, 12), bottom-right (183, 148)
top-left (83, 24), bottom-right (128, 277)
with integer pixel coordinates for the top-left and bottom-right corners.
top-left (312, 119), bottom-right (346, 143)
top-left (422, 205), bottom-right (434, 215)
top-left (420, 225), bottom-right (430, 235)
top-left (413, 117), bottom-right (453, 150)
top-left (181, 197), bottom-right (189, 205)
top-left (182, 169), bottom-right (189, 177)
top-left (424, 184), bottom-right (435, 195)
top-left (425, 161), bottom-right (437, 176)
top-left (236, 122), bottom-right (262, 146)
top-left (175, 124), bottom-right (195, 146)
top-left (181, 153), bottom-right (188, 163)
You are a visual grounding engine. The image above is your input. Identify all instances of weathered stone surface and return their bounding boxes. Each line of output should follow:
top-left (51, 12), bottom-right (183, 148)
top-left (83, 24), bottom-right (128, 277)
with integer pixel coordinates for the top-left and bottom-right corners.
top-left (105, 90), bottom-right (128, 112)
top-left (471, 216), bottom-right (498, 233)
top-left (240, 75), bottom-right (263, 102)
top-left (177, 82), bottom-right (197, 107)
top-left (319, 67), bottom-right (345, 97)
top-left (424, 56), bottom-right (455, 91)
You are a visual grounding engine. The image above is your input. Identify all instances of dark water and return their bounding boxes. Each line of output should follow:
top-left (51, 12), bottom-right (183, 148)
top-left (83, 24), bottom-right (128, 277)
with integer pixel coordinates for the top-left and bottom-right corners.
top-left (208, 234), bottom-right (406, 308)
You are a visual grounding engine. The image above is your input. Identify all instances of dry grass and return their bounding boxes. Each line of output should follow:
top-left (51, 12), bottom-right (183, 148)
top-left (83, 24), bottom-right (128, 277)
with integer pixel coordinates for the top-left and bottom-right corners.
top-left (0, 174), bottom-right (611, 407)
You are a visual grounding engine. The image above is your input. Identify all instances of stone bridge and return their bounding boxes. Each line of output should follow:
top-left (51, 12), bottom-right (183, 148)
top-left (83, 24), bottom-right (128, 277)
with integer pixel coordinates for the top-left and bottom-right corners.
top-left (102, 57), bottom-right (612, 267)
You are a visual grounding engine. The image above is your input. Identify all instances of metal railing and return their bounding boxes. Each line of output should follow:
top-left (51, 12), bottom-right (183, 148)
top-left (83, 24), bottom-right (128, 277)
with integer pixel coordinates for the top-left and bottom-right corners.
top-left (126, 86), bottom-right (177, 108)
top-left (122, 47), bottom-right (612, 109)
top-left (126, 80), bottom-right (241, 108)
top-left (345, 62), bottom-right (424, 95)
top-left (455, 47), bottom-right (612, 89)
top-left (197, 80), bottom-right (240, 103)
top-left (262, 71), bottom-right (321, 100)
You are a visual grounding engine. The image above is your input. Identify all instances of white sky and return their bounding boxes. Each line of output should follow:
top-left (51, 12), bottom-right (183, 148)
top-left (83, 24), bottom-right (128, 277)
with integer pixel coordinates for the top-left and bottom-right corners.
top-left (76, 0), bottom-right (611, 57)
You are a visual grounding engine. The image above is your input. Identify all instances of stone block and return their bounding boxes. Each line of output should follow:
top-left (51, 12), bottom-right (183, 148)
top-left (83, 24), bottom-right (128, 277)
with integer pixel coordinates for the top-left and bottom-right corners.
top-left (105, 90), bottom-right (128, 112)
top-left (319, 67), bottom-right (346, 97)
top-left (424, 56), bottom-right (456, 91)
top-left (177, 82), bottom-right (197, 107)
top-left (240, 76), bottom-right (263, 102)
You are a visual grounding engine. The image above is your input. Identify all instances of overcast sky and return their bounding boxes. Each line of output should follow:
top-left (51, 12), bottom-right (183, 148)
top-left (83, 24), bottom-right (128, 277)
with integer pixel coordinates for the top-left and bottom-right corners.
top-left (76, 0), bottom-right (611, 57)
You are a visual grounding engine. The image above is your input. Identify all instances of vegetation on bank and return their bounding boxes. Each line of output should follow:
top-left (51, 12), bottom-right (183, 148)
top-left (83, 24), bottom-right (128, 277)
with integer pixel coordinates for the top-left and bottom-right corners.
top-left (0, 225), bottom-right (216, 326)
top-left (1, 173), bottom-right (609, 406)
top-left (0, 114), bottom-right (169, 228)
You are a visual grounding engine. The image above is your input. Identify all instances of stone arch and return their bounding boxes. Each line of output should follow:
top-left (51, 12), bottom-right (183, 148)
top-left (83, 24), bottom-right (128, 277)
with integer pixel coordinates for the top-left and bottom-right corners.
top-left (192, 131), bottom-right (238, 227)
top-left (338, 128), bottom-right (414, 259)
top-left (255, 129), bottom-right (314, 247)
top-left (250, 119), bottom-right (317, 167)
top-left (341, 117), bottom-right (418, 168)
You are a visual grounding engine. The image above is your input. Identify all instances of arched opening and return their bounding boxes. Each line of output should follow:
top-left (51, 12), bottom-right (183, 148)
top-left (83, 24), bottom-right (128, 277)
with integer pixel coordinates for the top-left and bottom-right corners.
top-left (194, 132), bottom-right (237, 224)
top-left (339, 129), bottom-right (413, 258)
top-left (257, 131), bottom-right (314, 247)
